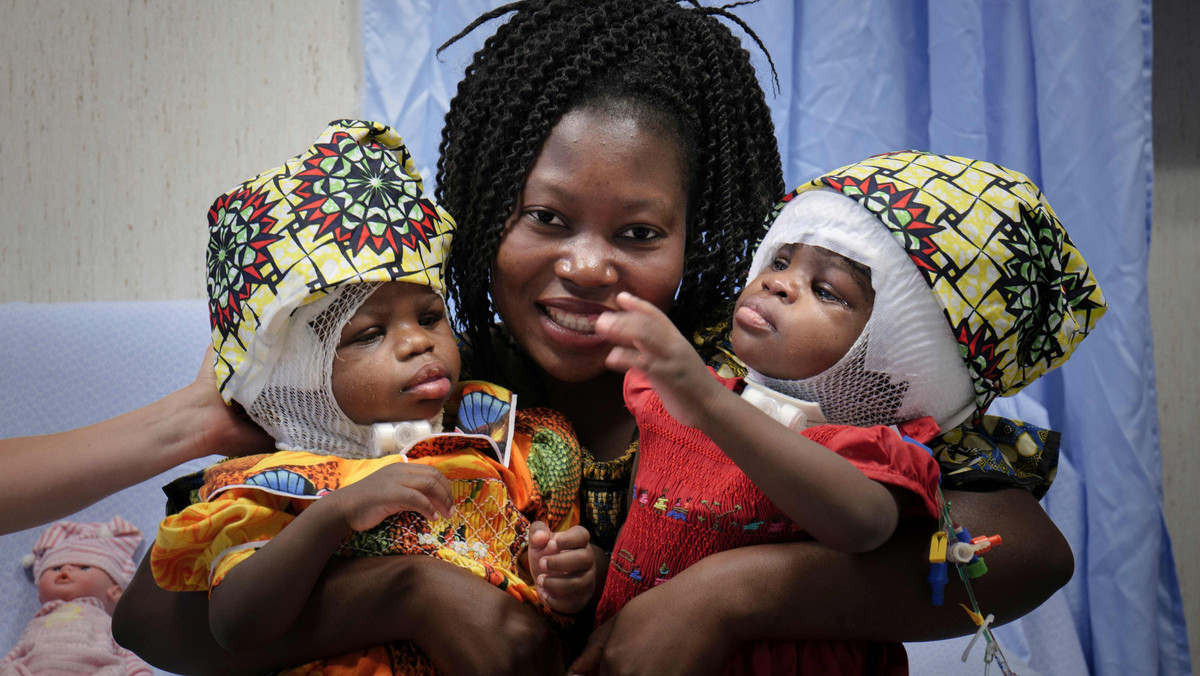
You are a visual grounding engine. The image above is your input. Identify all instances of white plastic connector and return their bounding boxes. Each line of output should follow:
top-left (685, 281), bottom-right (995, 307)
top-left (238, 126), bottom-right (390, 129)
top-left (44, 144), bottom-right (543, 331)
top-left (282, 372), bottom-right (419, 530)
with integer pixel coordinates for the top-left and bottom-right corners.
top-left (946, 541), bottom-right (985, 564)
top-left (370, 420), bottom-right (435, 458)
top-left (739, 379), bottom-right (823, 431)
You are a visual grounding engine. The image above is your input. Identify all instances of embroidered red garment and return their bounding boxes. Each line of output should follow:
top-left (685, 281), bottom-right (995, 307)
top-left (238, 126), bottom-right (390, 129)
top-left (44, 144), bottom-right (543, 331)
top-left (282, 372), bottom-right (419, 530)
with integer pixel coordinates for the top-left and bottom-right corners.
top-left (595, 369), bottom-right (942, 675)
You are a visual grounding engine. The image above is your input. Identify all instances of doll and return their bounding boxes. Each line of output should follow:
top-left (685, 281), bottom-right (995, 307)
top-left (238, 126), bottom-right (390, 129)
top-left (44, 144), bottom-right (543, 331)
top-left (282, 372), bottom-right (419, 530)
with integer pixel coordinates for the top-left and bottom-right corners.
top-left (2, 516), bottom-right (151, 675)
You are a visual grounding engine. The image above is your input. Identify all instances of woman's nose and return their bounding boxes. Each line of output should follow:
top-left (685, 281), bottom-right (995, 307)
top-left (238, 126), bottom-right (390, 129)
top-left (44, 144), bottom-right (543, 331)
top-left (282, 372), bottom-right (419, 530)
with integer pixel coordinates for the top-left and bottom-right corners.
top-left (553, 238), bottom-right (618, 288)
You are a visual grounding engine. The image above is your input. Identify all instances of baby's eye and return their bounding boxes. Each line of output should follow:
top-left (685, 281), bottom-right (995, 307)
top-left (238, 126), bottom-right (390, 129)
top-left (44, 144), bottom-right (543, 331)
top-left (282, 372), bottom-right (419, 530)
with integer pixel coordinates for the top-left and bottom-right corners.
top-left (342, 327), bottom-right (383, 348)
top-left (814, 285), bottom-right (845, 305)
top-left (771, 257), bottom-right (789, 271)
top-left (419, 310), bottom-right (445, 327)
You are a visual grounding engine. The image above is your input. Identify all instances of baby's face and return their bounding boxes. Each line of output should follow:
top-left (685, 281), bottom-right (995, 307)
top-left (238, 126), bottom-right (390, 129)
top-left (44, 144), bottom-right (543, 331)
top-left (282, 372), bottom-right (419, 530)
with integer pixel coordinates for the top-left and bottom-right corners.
top-left (732, 243), bottom-right (874, 380)
top-left (331, 281), bottom-right (462, 425)
top-left (38, 563), bottom-right (121, 611)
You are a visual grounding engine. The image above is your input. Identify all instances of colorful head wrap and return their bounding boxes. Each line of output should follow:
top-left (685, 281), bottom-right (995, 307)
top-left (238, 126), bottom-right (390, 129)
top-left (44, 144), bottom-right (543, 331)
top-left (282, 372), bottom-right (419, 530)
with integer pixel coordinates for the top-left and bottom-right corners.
top-left (774, 150), bottom-right (1106, 417)
top-left (207, 119), bottom-right (455, 408)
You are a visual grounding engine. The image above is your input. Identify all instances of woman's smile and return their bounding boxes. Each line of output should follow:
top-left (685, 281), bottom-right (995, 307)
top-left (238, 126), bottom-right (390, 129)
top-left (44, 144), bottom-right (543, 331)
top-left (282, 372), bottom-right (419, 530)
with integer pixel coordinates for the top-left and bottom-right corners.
top-left (491, 106), bottom-right (688, 384)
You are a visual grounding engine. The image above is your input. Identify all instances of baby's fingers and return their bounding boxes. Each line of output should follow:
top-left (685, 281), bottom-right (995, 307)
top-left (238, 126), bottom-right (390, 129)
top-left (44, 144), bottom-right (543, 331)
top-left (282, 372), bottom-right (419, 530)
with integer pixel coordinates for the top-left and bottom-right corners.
top-left (604, 345), bottom-right (643, 373)
top-left (527, 520), bottom-right (554, 552)
top-left (551, 525), bottom-right (590, 551)
top-left (385, 464), bottom-right (454, 519)
top-left (536, 544), bottom-right (595, 575)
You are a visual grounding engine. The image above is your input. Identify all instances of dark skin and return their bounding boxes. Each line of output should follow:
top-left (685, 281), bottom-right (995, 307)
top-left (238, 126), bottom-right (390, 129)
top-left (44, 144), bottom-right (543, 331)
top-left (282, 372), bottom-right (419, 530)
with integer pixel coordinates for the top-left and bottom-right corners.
top-left (116, 486), bottom-right (1067, 676)
top-left (117, 554), bottom-right (564, 676)
top-left (114, 111), bottom-right (1072, 676)
top-left (571, 488), bottom-right (1071, 675)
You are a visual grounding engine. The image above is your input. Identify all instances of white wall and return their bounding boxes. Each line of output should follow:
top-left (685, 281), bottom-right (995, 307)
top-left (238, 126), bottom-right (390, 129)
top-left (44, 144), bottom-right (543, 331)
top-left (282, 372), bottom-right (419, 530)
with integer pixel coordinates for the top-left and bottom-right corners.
top-left (0, 0), bottom-right (361, 302)
top-left (1, 0), bottom-right (1195, 659)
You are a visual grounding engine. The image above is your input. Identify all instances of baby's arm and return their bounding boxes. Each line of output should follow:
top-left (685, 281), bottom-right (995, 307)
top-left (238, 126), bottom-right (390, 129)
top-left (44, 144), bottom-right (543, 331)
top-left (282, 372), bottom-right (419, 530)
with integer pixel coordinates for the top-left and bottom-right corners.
top-left (596, 292), bottom-right (901, 553)
top-left (525, 521), bottom-right (596, 614)
top-left (209, 462), bottom-right (453, 650)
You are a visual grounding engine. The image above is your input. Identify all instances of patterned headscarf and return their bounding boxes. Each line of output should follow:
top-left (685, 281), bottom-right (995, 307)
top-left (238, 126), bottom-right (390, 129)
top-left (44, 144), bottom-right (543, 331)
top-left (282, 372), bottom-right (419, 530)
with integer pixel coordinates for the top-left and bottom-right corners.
top-left (207, 119), bottom-right (455, 408)
top-left (774, 151), bottom-right (1106, 418)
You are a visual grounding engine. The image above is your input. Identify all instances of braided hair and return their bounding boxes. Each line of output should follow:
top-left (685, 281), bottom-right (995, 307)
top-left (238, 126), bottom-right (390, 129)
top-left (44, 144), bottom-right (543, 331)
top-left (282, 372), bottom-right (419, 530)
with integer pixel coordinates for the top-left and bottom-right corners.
top-left (437, 0), bottom-right (784, 379)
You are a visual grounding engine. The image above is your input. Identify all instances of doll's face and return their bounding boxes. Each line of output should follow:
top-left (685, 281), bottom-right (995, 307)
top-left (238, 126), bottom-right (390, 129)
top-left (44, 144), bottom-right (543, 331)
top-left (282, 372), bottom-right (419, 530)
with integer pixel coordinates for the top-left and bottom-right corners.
top-left (38, 563), bottom-right (123, 613)
top-left (731, 243), bottom-right (874, 380)
top-left (331, 281), bottom-right (462, 425)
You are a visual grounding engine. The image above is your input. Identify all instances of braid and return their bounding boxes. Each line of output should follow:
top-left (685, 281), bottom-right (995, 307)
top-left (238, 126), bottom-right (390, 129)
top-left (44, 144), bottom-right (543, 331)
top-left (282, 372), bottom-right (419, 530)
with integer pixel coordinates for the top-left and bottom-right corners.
top-left (437, 0), bottom-right (784, 380)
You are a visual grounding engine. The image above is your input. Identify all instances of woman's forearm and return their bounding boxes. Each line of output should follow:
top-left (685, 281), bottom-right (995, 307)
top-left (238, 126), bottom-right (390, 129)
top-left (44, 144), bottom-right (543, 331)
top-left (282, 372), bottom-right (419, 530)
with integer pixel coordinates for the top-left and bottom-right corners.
top-left (114, 550), bottom-right (563, 676)
top-left (0, 351), bottom-right (273, 536)
top-left (665, 488), bottom-right (1072, 643)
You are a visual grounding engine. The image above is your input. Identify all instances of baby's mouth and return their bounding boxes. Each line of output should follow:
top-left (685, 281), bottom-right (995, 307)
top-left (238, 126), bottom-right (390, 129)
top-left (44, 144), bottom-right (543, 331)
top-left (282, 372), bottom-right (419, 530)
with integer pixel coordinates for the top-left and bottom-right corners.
top-left (543, 306), bottom-right (598, 334)
top-left (734, 300), bottom-right (776, 332)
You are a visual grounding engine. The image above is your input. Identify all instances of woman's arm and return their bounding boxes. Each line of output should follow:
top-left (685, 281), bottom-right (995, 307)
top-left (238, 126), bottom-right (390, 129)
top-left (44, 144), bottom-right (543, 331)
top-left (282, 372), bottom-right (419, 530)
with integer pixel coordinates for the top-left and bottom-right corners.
top-left (0, 349), bottom-right (274, 535)
top-left (115, 551), bottom-right (566, 676)
top-left (576, 487), bottom-right (1072, 676)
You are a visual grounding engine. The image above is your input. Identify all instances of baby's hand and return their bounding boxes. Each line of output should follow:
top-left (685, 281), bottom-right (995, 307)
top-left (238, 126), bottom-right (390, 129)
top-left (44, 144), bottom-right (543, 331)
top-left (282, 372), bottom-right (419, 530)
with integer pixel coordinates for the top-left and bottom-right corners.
top-left (595, 292), bottom-right (722, 428)
top-left (322, 463), bottom-right (453, 533)
top-left (527, 522), bottom-right (596, 614)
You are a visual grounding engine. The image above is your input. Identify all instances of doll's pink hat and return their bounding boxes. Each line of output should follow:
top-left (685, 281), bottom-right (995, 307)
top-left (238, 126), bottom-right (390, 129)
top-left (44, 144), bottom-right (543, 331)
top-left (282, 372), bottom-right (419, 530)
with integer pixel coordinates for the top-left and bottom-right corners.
top-left (21, 516), bottom-right (142, 588)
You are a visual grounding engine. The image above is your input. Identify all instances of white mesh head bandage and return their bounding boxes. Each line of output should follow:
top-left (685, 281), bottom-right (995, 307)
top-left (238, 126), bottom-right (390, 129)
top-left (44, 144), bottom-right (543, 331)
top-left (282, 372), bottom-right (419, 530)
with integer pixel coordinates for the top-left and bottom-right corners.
top-left (245, 283), bottom-right (383, 458)
top-left (744, 189), bottom-right (976, 430)
top-left (206, 120), bottom-right (457, 457)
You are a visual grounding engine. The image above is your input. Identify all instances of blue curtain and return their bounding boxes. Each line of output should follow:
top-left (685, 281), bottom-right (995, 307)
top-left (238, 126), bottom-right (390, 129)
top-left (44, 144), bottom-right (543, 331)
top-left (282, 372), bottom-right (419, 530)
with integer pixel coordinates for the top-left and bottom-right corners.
top-left (361, 1), bottom-right (1190, 674)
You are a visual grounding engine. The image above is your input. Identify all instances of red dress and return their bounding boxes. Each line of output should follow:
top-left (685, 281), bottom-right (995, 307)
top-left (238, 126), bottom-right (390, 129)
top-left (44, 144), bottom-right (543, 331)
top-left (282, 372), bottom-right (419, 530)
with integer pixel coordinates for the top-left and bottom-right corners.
top-left (595, 370), bottom-right (943, 675)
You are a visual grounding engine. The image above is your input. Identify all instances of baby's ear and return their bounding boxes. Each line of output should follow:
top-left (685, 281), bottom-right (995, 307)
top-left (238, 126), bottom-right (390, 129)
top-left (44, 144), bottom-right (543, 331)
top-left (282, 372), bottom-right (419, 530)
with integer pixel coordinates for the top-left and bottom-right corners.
top-left (107, 584), bottom-right (123, 605)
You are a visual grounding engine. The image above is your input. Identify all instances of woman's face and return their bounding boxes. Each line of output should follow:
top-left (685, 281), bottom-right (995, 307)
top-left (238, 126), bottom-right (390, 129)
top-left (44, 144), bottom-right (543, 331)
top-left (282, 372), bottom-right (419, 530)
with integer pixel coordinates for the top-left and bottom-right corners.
top-left (492, 107), bottom-right (688, 384)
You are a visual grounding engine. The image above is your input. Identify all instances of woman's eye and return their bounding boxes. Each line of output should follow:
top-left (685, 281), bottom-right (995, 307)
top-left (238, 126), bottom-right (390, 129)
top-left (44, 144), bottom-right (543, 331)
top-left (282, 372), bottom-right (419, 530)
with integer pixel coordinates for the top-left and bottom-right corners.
top-left (619, 225), bottom-right (660, 242)
top-left (527, 210), bottom-right (563, 227)
top-left (771, 257), bottom-right (789, 271)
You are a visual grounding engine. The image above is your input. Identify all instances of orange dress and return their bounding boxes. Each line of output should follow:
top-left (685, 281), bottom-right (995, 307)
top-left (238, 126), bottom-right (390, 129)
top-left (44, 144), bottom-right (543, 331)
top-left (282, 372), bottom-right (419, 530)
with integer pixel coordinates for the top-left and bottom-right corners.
top-left (152, 383), bottom-right (581, 675)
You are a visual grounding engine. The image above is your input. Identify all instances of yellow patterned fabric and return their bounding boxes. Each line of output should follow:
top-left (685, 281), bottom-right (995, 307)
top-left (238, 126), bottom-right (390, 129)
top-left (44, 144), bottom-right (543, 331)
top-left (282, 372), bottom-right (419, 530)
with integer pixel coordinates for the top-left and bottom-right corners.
top-left (782, 151), bottom-right (1106, 418)
top-left (152, 413), bottom-right (580, 598)
top-left (206, 119), bottom-right (455, 405)
top-left (154, 399), bottom-right (582, 675)
top-left (153, 446), bottom-right (525, 594)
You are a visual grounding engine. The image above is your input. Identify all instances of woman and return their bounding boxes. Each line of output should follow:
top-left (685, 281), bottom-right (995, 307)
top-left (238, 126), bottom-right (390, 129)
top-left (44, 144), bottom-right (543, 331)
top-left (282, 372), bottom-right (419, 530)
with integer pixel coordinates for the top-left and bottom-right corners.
top-left (108, 2), bottom-right (1071, 674)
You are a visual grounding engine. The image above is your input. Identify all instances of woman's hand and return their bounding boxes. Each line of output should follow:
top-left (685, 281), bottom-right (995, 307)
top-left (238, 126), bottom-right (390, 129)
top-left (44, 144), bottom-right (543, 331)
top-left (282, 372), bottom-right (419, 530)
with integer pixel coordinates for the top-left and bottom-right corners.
top-left (116, 552), bottom-right (565, 676)
top-left (408, 558), bottom-right (566, 676)
top-left (570, 579), bottom-right (736, 676)
top-left (184, 345), bottom-right (275, 459)
top-left (568, 488), bottom-right (1072, 674)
